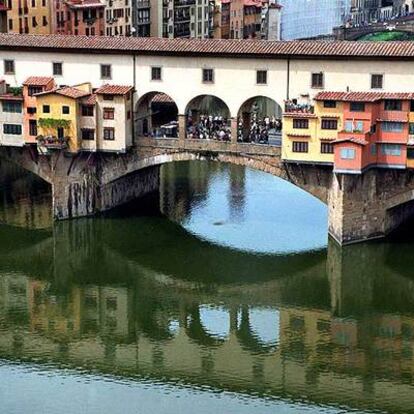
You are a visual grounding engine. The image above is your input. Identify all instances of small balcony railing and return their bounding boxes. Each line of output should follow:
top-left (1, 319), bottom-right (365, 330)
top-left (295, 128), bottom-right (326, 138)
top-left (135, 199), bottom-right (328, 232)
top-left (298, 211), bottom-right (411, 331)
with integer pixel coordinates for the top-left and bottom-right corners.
top-left (284, 101), bottom-right (314, 114)
top-left (36, 135), bottom-right (69, 150)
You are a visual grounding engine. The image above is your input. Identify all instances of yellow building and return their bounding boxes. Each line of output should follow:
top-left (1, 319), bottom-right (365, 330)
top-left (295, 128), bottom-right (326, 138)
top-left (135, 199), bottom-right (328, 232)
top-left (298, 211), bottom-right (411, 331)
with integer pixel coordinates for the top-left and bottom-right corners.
top-left (35, 83), bottom-right (93, 152)
top-left (7, 0), bottom-right (52, 34)
top-left (282, 99), bottom-right (343, 165)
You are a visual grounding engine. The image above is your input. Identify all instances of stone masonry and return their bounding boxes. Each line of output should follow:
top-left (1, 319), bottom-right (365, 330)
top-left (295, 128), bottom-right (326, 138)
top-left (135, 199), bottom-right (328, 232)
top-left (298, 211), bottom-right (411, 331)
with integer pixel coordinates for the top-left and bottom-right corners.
top-left (2, 138), bottom-right (414, 245)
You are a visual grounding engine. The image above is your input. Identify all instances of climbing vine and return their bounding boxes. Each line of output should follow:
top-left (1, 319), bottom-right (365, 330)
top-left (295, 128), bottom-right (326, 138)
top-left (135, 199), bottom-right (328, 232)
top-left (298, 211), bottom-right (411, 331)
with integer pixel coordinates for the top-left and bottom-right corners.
top-left (38, 118), bottom-right (71, 129)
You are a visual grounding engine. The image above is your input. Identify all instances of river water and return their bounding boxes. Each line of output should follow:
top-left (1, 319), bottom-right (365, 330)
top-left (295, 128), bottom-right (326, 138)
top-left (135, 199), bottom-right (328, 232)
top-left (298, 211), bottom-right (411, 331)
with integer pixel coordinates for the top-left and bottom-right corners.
top-left (0, 160), bottom-right (413, 414)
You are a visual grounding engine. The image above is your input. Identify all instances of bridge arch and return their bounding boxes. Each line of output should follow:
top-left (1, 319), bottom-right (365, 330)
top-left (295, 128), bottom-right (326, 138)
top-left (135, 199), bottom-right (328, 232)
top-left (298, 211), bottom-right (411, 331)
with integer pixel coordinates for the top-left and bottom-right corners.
top-left (185, 94), bottom-right (232, 141)
top-left (100, 150), bottom-right (329, 205)
top-left (237, 95), bottom-right (283, 143)
top-left (135, 91), bottom-right (179, 138)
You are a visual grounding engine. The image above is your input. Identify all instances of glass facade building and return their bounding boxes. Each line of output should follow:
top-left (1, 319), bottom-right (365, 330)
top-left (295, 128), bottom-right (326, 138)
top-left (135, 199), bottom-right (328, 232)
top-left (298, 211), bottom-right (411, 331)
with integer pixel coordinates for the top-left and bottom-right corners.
top-left (279, 0), bottom-right (351, 40)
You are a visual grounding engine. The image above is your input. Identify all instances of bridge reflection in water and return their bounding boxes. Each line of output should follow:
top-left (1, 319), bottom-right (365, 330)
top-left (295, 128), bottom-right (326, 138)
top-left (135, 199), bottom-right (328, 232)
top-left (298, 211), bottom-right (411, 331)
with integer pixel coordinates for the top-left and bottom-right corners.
top-left (0, 217), bottom-right (414, 414)
top-left (0, 160), bottom-right (413, 413)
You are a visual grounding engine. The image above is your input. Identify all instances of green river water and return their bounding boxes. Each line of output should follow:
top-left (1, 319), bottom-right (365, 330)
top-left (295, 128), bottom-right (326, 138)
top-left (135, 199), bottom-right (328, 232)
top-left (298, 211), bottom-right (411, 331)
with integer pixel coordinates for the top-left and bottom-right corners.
top-left (0, 160), bottom-right (413, 414)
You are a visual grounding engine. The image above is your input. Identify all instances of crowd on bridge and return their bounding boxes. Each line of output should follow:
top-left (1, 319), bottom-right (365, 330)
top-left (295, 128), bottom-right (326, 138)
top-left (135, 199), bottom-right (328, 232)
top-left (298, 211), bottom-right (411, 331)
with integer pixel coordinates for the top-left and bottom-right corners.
top-left (187, 115), bottom-right (232, 141)
top-left (241, 114), bottom-right (282, 144)
top-left (185, 113), bottom-right (282, 144)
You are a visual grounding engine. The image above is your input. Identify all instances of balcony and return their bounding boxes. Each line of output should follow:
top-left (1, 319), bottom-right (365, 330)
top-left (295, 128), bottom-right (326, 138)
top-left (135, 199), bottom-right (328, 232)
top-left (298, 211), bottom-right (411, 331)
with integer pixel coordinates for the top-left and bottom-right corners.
top-left (284, 100), bottom-right (314, 114)
top-left (36, 135), bottom-right (69, 150)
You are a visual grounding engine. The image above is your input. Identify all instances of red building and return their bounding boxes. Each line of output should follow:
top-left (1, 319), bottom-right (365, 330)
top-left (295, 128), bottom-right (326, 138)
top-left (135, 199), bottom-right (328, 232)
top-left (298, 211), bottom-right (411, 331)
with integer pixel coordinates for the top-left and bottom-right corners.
top-left (22, 77), bottom-right (55, 144)
top-left (316, 92), bottom-right (413, 174)
top-left (53, 0), bottom-right (106, 36)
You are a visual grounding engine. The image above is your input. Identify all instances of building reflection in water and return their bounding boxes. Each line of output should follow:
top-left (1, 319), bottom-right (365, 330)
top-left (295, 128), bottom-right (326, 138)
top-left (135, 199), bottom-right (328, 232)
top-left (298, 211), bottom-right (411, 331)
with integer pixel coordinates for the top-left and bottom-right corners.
top-left (0, 219), bottom-right (413, 414)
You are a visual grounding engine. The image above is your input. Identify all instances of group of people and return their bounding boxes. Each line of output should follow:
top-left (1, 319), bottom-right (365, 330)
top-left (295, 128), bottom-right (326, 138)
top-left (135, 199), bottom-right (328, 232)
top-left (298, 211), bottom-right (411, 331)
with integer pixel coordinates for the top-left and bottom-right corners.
top-left (241, 114), bottom-right (282, 144)
top-left (181, 112), bottom-right (283, 144)
top-left (187, 115), bottom-right (232, 141)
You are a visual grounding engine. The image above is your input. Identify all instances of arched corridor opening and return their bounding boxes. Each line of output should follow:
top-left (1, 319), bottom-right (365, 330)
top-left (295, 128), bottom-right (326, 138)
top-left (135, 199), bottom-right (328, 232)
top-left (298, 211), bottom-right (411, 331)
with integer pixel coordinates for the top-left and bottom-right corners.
top-left (237, 96), bottom-right (283, 145)
top-left (135, 92), bottom-right (179, 138)
top-left (185, 95), bottom-right (232, 141)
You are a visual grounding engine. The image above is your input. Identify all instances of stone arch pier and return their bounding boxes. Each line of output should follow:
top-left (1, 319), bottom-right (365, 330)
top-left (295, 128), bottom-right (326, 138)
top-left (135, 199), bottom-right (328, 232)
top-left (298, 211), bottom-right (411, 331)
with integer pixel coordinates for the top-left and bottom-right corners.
top-left (3, 139), bottom-right (414, 246)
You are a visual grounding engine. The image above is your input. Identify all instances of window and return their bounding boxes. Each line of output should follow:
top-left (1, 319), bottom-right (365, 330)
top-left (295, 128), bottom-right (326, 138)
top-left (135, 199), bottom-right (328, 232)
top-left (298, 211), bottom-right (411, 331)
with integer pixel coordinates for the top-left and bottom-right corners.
top-left (381, 122), bottom-right (403, 132)
top-left (323, 100), bottom-right (336, 108)
top-left (340, 148), bottom-right (356, 160)
top-left (53, 62), bottom-right (63, 76)
top-left (81, 105), bottom-right (94, 117)
top-left (4, 60), bottom-right (15, 75)
top-left (321, 119), bottom-right (337, 130)
top-left (381, 144), bottom-right (401, 156)
top-left (321, 143), bottom-right (334, 154)
top-left (256, 70), bottom-right (267, 85)
top-left (344, 120), bottom-right (363, 132)
top-left (3, 124), bottom-right (22, 135)
top-left (62, 105), bottom-right (70, 114)
top-left (202, 68), bottom-right (214, 83)
top-left (293, 118), bottom-right (309, 129)
top-left (311, 72), bottom-right (324, 88)
top-left (350, 102), bottom-right (365, 112)
top-left (371, 74), bottom-right (383, 89)
top-left (27, 106), bottom-right (37, 115)
top-left (28, 86), bottom-right (42, 96)
top-left (102, 94), bottom-right (114, 101)
top-left (29, 120), bottom-right (37, 136)
top-left (81, 128), bottom-right (95, 140)
top-left (2, 100), bottom-right (22, 113)
top-left (151, 66), bottom-right (162, 81)
top-left (370, 144), bottom-right (377, 155)
top-left (292, 141), bottom-right (308, 153)
top-left (409, 122), bottom-right (414, 135)
top-left (103, 108), bottom-right (115, 119)
top-left (408, 147), bottom-right (414, 159)
top-left (101, 64), bottom-right (112, 79)
top-left (103, 127), bottom-right (115, 140)
top-left (410, 101), bottom-right (414, 112)
top-left (42, 105), bottom-right (50, 113)
top-left (384, 99), bottom-right (402, 111)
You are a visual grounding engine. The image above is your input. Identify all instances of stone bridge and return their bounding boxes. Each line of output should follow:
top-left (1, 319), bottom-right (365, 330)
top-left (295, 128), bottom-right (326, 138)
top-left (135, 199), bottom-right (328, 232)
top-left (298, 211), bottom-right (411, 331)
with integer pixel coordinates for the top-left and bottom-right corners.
top-left (3, 137), bottom-right (414, 245)
top-left (334, 16), bottom-right (414, 40)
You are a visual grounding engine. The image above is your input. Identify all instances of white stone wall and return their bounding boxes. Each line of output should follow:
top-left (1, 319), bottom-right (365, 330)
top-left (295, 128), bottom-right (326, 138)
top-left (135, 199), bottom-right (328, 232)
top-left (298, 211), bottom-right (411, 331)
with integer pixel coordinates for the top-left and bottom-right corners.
top-left (0, 106), bottom-right (24, 147)
top-left (2, 49), bottom-right (414, 119)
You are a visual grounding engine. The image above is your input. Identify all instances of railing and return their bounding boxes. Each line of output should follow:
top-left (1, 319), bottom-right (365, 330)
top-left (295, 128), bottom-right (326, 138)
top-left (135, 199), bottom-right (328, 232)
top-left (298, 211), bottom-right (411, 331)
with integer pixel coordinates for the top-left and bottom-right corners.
top-left (284, 101), bottom-right (314, 114)
top-left (137, 136), bottom-right (281, 157)
top-left (36, 135), bottom-right (69, 150)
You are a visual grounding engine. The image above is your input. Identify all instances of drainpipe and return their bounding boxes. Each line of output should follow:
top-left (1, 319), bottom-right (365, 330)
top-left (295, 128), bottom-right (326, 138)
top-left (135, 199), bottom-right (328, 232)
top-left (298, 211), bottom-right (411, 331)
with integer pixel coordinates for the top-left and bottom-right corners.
top-left (286, 57), bottom-right (290, 101)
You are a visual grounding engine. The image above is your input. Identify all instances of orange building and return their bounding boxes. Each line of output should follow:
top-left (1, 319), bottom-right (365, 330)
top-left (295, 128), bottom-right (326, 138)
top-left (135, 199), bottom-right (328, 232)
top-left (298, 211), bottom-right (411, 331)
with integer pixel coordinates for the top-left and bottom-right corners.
top-left (22, 76), bottom-right (55, 144)
top-left (315, 92), bottom-right (413, 174)
top-left (57, 0), bottom-right (106, 36)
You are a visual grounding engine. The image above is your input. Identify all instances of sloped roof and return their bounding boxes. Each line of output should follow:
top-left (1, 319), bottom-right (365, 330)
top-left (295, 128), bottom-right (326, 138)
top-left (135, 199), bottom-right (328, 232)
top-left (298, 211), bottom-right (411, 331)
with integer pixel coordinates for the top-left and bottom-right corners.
top-left (23, 76), bottom-right (54, 86)
top-left (36, 86), bottom-right (91, 99)
top-left (95, 84), bottom-right (133, 95)
top-left (315, 91), bottom-right (414, 102)
top-left (2, 33), bottom-right (414, 60)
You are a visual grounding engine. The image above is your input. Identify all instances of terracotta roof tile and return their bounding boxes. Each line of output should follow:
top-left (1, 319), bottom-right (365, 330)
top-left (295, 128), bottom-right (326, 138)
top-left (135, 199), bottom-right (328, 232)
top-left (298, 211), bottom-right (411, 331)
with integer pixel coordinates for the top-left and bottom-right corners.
top-left (82, 93), bottom-right (97, 105)
top-left (283, 112), bottom-right (317, 118)
top-left (36, 86), bottom-right (91, 99)
top-left (3, 33), bottom-right (414, 59)
top-left (95, 84), bottom-right (133, 95)
top-left (333, 137), bottom-right (368, 146)
top-left (0, 94), bottom-right (23, 101)
top-left (23, 76), bottom-right (54, 86)
top-left (315, 91), bottom-right (414, 102)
